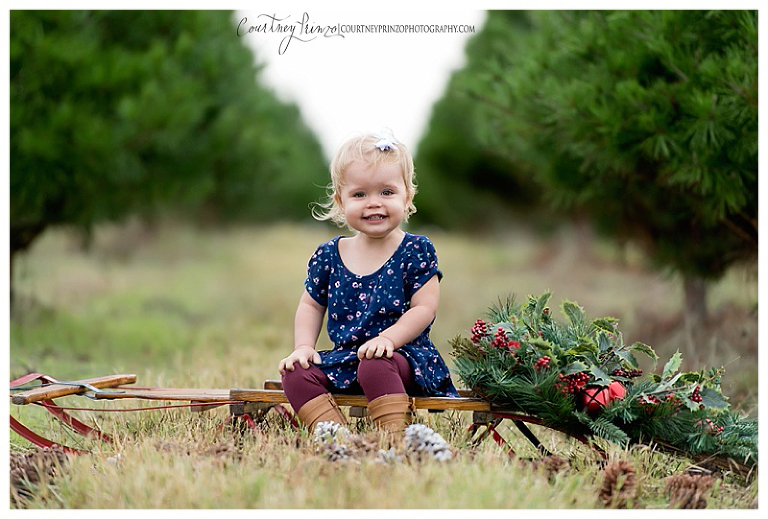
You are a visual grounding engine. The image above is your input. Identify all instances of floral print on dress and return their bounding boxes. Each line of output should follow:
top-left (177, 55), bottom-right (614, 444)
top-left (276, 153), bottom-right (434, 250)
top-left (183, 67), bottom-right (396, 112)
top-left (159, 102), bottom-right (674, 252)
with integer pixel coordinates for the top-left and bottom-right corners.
top-left (303, 233), bottom-right (458, 397)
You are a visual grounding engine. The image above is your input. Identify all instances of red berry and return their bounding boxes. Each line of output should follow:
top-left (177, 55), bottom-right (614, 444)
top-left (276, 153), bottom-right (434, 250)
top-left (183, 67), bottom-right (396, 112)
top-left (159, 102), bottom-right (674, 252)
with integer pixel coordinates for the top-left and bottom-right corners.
top-left (612, 368), bottom-right (643, 379)
top-left (691, 386), bottom-right (703, 403)
top-left (644, 395), bottom-right (660, 404)
top-left (490, 328), bottom-right (509, 348)
top-left (534, 355), bottom-right (551, 371)
top-left (471, 319), bottom-right (489, 343)
top-left (700, 419), bottom-right (724, 436)
top-left (555, 372), bottom-right (589, 393)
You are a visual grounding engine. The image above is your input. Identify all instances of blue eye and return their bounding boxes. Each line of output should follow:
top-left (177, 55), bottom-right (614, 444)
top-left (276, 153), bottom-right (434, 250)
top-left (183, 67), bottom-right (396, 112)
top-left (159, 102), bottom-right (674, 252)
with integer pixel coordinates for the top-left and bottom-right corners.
top-left (382, 189), bottom-right (394, 196)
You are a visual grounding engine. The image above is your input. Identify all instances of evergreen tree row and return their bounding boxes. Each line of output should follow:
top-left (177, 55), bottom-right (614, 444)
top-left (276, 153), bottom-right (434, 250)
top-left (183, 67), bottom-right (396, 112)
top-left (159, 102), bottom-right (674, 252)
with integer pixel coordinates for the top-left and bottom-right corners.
top-left (415, 11), bottom-right (757, 318)
top-left (10, 10), bottom-right (327, 303)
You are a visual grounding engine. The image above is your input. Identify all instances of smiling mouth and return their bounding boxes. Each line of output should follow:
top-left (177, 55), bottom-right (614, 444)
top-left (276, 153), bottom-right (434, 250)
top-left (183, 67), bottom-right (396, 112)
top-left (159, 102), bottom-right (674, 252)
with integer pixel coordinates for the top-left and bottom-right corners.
top-left (363, 215), bottom-right (387, 221)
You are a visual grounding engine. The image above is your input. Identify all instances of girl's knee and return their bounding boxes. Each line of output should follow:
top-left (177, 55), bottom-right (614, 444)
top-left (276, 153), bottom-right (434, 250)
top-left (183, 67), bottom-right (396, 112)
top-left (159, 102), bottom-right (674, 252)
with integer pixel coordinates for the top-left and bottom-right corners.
top-left (357, 356), bottom-right (393, 376)
top-left (281, 368), bottom-right (296, 387)
top-left (281, 365), bottom-right (332, 411)
top-left (357, 356), bottom-right (410, 399)
top-left (282, 365), bottom-right (323, 390)
top-left (357, 356), bottom-right (402, 389)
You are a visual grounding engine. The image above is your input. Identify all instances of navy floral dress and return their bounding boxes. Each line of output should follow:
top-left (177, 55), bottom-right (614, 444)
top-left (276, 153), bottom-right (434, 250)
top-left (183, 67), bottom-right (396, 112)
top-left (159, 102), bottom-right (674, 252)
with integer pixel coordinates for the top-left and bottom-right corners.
top-left (304, 233), bottom-right (459, 398)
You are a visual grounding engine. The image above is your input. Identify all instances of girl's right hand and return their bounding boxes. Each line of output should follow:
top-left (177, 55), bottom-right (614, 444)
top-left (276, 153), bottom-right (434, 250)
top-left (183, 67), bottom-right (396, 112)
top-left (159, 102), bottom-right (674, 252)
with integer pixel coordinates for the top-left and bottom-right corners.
top-left (278, 345), bottom-right (321, 375)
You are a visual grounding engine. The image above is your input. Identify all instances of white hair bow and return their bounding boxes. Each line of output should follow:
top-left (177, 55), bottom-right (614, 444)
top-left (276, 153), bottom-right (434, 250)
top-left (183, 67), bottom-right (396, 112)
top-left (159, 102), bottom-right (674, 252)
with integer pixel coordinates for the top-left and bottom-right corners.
top-left (373, 132), bottom-right (398, 151)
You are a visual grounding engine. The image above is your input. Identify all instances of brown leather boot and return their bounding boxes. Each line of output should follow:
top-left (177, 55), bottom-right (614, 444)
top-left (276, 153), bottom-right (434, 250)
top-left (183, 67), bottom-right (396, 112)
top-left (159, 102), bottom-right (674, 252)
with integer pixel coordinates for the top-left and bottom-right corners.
top-left (367, 393), bottom-right (414, 433)
top-left (296, 393), bottom-right (346, 432)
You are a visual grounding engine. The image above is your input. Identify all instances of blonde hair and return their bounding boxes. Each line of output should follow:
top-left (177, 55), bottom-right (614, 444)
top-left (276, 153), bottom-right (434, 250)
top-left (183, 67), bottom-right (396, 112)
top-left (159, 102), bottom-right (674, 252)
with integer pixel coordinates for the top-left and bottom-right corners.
top-left (312, 132), bottom-right (417, 227)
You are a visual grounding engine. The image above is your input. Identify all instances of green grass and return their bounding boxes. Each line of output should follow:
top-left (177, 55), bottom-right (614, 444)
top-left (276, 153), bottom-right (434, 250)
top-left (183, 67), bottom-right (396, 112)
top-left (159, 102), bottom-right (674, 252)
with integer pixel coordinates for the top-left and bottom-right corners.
top-left (9, 219), bottom-right (758, 508)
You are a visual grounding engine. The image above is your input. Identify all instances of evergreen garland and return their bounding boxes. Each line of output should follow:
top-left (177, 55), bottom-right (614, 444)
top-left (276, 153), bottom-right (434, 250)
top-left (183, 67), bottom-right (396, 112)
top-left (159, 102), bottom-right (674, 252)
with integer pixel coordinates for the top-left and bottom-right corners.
top-left (451, 292), bottom-right (757, 467)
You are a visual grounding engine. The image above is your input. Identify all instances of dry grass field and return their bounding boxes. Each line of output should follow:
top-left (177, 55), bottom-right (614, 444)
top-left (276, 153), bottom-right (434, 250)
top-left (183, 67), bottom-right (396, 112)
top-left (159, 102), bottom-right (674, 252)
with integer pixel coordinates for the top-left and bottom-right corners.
top-left (8, 219), bottom-right (758, 508)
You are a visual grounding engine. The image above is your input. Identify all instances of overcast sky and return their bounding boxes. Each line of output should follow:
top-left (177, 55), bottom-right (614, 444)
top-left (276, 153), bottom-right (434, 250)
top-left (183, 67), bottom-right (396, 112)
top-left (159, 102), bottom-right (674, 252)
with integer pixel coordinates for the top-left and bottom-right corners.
top-left (235, 10), bottom-right (486, 158)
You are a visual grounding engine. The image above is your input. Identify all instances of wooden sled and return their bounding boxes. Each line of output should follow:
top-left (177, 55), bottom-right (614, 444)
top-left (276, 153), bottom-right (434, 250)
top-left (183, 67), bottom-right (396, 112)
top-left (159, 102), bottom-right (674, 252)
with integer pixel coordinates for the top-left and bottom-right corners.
top-left (10, 372), bottom-right (754, 479)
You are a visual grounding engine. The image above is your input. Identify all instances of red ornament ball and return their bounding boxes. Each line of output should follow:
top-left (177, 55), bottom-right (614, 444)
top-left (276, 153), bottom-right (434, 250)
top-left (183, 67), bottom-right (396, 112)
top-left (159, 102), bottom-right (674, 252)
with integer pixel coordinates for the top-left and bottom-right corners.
top-left (580, 381), bottom-right (627, 413)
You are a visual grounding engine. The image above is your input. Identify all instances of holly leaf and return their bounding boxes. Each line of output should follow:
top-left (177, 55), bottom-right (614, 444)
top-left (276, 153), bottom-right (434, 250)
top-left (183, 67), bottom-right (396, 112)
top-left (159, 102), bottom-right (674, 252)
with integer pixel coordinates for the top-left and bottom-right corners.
top-left (590, 317), bottom-right (618, 334)
top-left (536, 292), bottom-right (552, 313)
top-left (615, 349), bottom-right (639, 370)
top-left (656, 372), bottom-right (684, 392)
top-left (662, 350), bottom-right (683, 380)
top-left (561, 300), bottom-right (586, 330)
top-left (568, 340), bottom-right (599, 356)
top-left (589, 364), bottom-right (612, 385)
top-left (563, 361), bottom-right (588, 375)
top-left (597, 332), bottom-right (612, 353)
top-left (680, 371), bottom-right (703, 384)
top-left (528, 337), bottom-right (554, 355)
top-left (700, 387), bottom-right (729, 409)
top-left (629, 342), bottom-right (658, 368)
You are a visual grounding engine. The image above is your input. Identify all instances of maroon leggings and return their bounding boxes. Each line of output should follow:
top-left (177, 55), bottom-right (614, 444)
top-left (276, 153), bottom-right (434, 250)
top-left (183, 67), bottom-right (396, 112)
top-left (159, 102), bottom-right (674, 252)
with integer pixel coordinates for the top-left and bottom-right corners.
top-left (282, 352), bottom-right (414, 411)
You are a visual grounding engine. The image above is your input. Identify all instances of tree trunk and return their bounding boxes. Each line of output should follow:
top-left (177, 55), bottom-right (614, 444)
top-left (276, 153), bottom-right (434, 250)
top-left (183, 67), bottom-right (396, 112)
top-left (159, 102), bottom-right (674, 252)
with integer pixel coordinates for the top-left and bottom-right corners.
top-left (572, 210), bottom-right (595, 264)
top-left (683, 275), bottom-right (708, 324)
top-left (682, 275), bottom-right (709, 366)
top-left (10, 223), bottom-right (48, 315)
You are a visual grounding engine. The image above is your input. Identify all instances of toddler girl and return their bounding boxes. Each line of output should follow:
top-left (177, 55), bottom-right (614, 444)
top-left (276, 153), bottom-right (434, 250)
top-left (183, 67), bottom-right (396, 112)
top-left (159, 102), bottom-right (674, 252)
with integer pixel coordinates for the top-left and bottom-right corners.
top-left (278, 131), bottom-right (458, 433)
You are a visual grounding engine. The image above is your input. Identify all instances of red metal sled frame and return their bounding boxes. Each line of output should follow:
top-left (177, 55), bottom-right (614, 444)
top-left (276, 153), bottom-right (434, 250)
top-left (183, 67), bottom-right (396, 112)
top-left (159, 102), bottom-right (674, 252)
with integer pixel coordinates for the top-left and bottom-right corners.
top-left (10, 374), bottom-right (114, 453)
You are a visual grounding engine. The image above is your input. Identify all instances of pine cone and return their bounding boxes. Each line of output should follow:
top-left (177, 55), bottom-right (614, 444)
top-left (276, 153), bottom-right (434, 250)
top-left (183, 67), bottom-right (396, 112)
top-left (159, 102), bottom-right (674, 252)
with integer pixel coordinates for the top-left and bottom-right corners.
top-left (313, 421), bottom-right (350, 443)
top-left (599, 460), bottom-right (637, 508)
top-left (375, 447), bottom-right (403, 464)
top-left (532, 455), bottom-right (569, 479)
top-left (319, 441), bottom-right (353, 462)
top-left (347, 433), bottom-right (379, 456)
top-left (404, 424), bottom-right (454, 462)
top-left (10, 446), bottom-right (69, 504)
top-left (665, 474), bottom-right (715, 509)
top-left (155, 440), bottom-right (191, 456)
top-left (200, 441), bottom-right (243, 462)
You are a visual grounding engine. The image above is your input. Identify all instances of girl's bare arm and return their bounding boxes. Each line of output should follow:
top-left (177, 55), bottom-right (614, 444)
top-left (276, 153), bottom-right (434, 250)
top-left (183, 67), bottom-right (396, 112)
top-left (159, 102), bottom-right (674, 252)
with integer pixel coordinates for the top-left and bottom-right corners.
top-left (278, 290), bottom-right (326, 373)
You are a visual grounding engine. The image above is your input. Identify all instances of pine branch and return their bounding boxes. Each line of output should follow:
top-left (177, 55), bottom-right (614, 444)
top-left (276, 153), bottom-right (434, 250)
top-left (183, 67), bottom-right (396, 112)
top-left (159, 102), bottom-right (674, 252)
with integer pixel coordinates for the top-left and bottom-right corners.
top-left (451, 292), bottom-right (758, 466)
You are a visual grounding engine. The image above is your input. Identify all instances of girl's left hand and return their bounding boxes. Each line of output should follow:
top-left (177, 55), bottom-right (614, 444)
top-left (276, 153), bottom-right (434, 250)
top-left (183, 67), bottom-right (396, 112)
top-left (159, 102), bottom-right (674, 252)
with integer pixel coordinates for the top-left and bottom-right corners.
top-left (357, 335), bottom-right (395, 360)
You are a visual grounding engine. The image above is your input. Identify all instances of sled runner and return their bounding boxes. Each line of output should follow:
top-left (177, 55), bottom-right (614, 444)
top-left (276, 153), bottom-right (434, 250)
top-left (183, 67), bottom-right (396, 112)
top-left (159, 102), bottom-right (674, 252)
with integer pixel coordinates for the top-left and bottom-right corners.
top-left (9, 372), bottom-right (754, 478)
